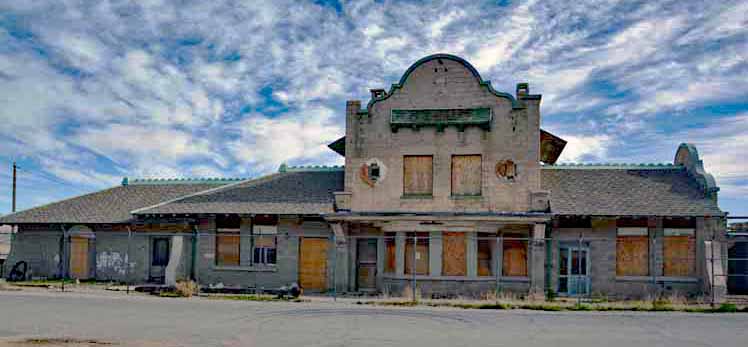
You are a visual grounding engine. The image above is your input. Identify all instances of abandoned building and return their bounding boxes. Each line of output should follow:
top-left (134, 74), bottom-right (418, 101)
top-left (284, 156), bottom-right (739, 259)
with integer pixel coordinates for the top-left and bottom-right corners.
top-left (0, 54), bottom-right (735, 299)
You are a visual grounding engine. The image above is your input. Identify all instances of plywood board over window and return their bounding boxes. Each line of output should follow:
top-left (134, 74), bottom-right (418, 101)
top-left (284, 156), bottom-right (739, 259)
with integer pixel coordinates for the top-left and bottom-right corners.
top-left (216, 233), bottom-right (240, 266)
top-left (664, 228), bottom-right (696, 277)
top-left (451, 155), bottom-right (482, 196)
top-left (502, 234), bottom-right (528, 277)
top-left (384, 232), bottom-right (396, 273)
top-left (616, 227), bottom-right (649, 276)
top-left (403, 156), bottom-right (433, 196)
top-left (442, 232), bottom-right (466, 276)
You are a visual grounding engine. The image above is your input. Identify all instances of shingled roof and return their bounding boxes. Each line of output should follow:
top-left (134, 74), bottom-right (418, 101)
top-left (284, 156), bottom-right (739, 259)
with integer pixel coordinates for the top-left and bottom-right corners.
top-left (133, 170), bottom-right (344, 215)
top-left (0, 181), bottom-right (229, 224)
top-left (541, 165), bottom-right (723, 217)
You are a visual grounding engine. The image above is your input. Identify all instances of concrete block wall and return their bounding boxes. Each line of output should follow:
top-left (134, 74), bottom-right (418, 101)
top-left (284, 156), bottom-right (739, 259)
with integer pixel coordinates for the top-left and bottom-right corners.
top-left (94, 232), bottom-right (149, 283)
top-left (2, 230), bottom-right (61, 279)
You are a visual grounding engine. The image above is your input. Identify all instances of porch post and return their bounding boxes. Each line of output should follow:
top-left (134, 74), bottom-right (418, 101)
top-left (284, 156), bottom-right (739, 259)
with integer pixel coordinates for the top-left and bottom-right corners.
top-left (395, 232), bottom-right (405, 275)
top-left (466, 231), bottom-right (477, 277)
top-left (429, 231), bottom-right (442, 276)
top-left (530, 223), bottom-right (546, 295)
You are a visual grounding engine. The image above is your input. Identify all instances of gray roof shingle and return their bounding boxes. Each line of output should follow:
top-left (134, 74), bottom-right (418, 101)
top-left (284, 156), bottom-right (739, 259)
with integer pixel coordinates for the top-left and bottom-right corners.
top-left (0, 183), bottom-right (227, 224)
top-left (541, 166), bottom-right (724, 216)
top-left (133, 170), bottom-right (344, 215)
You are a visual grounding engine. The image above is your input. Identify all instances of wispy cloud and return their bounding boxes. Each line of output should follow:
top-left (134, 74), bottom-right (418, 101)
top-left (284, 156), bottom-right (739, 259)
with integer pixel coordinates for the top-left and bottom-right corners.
top-left (0, 0), bottom-right (746, 214)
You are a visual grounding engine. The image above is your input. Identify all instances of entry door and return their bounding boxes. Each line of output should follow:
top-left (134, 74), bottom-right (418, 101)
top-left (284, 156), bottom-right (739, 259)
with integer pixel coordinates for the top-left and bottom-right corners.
top-left (558, 246), bottom-right (590, 296)
top-left (357, 239), bottom-right (378, 291)
top-left (150, 238), bottom-right (170, 284)
top-left (69, 236), bottom-right (90, 279)
top-left (299, 238), bottom-right (328, 292)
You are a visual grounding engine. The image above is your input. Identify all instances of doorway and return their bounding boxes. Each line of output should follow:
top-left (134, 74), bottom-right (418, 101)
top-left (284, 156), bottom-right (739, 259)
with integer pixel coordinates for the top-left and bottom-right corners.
top-left (558, 245), bottom-right (590, 296)
top-left (69, 236), bottom-right (90, 280)
top-left (356, 239), bottom-right (378, 291)
top-left (149, 237), bottom-right (170, 284)
top-left (299, 238), bottom-right (328, 292)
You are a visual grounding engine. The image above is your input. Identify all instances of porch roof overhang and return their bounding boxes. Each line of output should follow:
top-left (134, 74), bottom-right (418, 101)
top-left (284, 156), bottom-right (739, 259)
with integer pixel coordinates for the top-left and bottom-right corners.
top-left (323, 211), bottom-right (551, 224)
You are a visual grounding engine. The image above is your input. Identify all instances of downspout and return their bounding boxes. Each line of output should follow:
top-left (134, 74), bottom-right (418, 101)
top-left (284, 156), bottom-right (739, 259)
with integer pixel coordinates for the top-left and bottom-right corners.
top-left (60, 224), bottom-right (67, 292)
top-left (191, 224), bottom-right (198, 281)
top-left (545, 223), bottom-right (552, 297)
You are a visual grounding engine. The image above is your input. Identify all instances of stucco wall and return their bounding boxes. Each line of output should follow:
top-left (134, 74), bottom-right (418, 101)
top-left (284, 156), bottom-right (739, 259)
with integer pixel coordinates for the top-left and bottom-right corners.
top-left (345, 57), bottom-right (541, 213)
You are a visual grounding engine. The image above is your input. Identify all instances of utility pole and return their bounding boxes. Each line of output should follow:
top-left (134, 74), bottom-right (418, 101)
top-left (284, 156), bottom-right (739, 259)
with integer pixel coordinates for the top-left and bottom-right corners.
top-left (12, 161), bottom-right (17, 213)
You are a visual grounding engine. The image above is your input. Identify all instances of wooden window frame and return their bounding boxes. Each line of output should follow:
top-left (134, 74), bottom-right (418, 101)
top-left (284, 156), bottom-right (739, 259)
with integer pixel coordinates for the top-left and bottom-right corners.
top-left (451, 154), bottom-right (482, 197)
top-left (402, 155), bottom-right (434, 197)
top-left (502, 233), bottom-right (528, 277)
top-left (616, 227), bottom-right (649, 277)
top-left (663, 228), bottom-right (696, 277)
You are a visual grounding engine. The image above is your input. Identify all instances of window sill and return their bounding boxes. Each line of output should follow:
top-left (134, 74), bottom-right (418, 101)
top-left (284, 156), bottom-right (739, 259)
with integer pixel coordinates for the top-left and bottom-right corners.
top-left (382, 274), bottom-right (529, 282)
top-left (450, 195), bottom-right (482, 200)
top-left (212, 265), bottom-right (277, 272)
top-left (616, 276), bottom-right (698, 283)
top-left (401, 194), bottom-right (433, 200)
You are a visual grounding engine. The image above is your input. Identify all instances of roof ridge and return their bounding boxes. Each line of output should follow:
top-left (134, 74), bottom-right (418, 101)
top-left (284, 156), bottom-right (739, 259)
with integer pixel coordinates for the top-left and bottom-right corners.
top-left (131, 172), bottom-right (289, 215)
top-left (278, 164), bottom-right (344, 173)
top-left (544, 162), bottom-right (683, 169)
top-left (124, 177), bottom-right (247, 185)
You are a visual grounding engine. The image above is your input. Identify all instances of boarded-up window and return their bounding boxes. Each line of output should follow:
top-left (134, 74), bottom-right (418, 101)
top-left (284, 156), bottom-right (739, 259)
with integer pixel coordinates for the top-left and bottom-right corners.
top-left (616, 227), bottom-right (649, 276)
top-left (442, 232), bottom-right (466, 276)
top-left (664, 228), bottom-right (696, 277)
top-left (216, 215), bottom-right (241, 266)
top-left (403, 156), bottom-right (433, 195)
top-left (385, 232), bottom-right (396, 273)
top-left (477, 234), bottom-right (494, 276)
top-left (502, 234), bottom-right (527, 277)
top-left (405, 232), bottom-right (429, 275)
top-left (451, 155), bottom-right (482, 196)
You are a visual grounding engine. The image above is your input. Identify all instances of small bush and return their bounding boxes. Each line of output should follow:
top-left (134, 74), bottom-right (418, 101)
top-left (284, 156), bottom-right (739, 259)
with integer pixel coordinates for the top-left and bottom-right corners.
top-left (175, 280), bottom-right (198, 297)
top-left (716, 303), bottom-right (738, 313)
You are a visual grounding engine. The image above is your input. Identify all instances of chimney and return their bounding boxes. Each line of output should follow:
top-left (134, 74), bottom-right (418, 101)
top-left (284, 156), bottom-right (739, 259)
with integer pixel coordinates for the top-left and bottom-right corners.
top-left (516, 83), bottom-right (529, 98)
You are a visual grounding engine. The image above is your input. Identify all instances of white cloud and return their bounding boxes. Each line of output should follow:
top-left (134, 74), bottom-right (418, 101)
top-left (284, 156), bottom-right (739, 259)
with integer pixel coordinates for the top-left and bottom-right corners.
top-left (556, 135), bottom-right (611, 163)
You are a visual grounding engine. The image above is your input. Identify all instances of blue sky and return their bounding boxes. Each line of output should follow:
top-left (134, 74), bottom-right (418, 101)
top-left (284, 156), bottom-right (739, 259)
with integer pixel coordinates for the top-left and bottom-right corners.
top-left (0, 0), bottom-right (747, 216)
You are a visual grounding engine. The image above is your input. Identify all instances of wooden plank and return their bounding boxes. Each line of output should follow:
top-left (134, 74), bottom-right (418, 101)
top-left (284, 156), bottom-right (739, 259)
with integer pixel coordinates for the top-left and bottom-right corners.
top-left (502, 240), bottom-right (527, 276)
top-left (616, 236), bottom-right (649, 276)
top-left (451, 155), bottom-right (482, 196)
top-left (385, 237), bottom-right (396, 273)
top-left (442, 232), bottom-right (466, 276)
top-left (403, 156), bottom-right (433, 195)
top-left (477, 239), bottom-right (493, 276)
top-left (69, 236), bottom-right (89, 279)
top-left (664, 235), bottom-right (696, 277)
top-left (404, 233), bottom-right (429, 275)
top-left (216, 234), bottom-right (240, 266)
top-left (299, 238), bottom-right (328, 291)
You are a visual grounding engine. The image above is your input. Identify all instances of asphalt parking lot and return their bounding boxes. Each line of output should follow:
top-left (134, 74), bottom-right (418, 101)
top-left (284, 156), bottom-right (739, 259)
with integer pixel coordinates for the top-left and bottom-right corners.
top-left (1, 290), bottom-right (747, 347)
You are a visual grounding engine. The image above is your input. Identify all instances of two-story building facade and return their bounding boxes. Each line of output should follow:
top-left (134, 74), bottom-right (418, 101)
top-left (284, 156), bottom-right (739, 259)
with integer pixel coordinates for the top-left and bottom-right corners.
top-left (1, 54), bottom-right (727, 300)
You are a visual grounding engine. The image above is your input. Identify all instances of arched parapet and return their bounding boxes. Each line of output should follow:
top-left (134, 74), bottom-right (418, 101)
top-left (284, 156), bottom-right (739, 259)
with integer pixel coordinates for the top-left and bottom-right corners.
top-left (674, 143), bottom-right (720, 201)
top-left (67, 225), bottom-right (95, 239)
top-left (366, 53), bottom-right (523, 110)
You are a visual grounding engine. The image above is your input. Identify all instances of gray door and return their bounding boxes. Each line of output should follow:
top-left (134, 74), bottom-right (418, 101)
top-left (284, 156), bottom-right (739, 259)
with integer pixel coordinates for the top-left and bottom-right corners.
top-left (357, 239), bottom-right (378, 291)
top-left (558, 246), bottom-right (590, 296)
top-left (149, 238), bottom-right (170, 284)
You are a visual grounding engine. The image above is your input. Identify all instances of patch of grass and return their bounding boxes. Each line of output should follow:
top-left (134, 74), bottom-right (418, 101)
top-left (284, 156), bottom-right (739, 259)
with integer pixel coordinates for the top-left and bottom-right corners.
top-left (207, 294), bottom-right (305, 302)
top-left (15, 337), bottom-right (115, 345)
top-left (158, 291), bottom-right (181, 298)
top-left (715, 303), bottom-right (738, 313)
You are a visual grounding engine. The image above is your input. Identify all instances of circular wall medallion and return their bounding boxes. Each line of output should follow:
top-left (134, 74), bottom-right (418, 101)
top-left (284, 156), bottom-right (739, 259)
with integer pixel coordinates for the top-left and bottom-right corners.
top-left (359, 158), bottom-right (387, 187)
top-left (495, 160), bottom-right (517, 181)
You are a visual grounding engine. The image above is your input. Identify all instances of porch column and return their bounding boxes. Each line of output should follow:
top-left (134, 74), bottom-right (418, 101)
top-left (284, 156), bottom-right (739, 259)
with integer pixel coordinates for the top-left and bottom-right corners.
top-left (530, 224), bottom-right (546, 295)
top-left (466, 231), bottom-right (477, 277)
top-left (331, 223), bottom-right (349, 292)
top-left (165, 235), bottom-right (183, 286)
top-left (395, 232), bottom-right (405, 275)
top-left (429, 231), bottom-right (442, 276)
